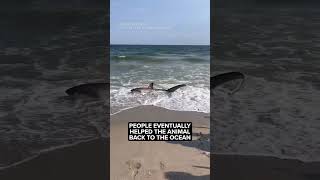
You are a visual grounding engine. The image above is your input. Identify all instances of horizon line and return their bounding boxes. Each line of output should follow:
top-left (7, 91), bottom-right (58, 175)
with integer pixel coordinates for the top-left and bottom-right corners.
top-left (110, 44), bottom-right (210, 46)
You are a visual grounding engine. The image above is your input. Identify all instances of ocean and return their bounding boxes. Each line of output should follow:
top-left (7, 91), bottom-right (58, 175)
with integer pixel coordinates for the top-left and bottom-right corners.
top-left (0, 11), bottom-right (108, 168)
top-left (110, 45), bottom-right (210, 114)
top-left (1, 7), bottom-right (319, 171)
top-left (212, 8), bottom-right (320, 161)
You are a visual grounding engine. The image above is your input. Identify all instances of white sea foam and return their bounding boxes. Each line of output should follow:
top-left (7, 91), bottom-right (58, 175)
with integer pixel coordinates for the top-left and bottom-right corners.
top-left (110, 84), bottom-right (209, 114)
top-left (110, 45), bottom-right (210, 114)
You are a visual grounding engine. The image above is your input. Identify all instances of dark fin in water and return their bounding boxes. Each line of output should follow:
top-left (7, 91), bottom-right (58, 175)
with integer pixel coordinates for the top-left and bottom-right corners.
top-left (166, 84), bottom-right (186, 93)
top-left (130, 88), bottom-right (142, 93)
top-left (211, 72), bottom-right (245, 94)
top-left (66, 83), bottom-right (108, 98)
top-left (130, 84), bottom-right (186, 93)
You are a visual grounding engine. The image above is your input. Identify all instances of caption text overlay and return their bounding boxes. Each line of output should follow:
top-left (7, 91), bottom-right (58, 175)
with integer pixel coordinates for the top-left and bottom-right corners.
top-left (128, 122), bottom-right (192, 141)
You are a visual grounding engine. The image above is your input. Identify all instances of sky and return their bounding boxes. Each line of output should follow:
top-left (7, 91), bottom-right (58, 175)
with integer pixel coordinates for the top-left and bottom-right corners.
top-left (110, 0), bottom-right (210, 45)
top-left (216, 0), bottom-right (320, 8)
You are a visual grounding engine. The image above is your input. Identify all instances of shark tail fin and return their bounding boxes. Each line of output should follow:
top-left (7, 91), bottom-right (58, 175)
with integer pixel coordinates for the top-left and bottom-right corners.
top-left (166, 84), bottom-right (186, 93)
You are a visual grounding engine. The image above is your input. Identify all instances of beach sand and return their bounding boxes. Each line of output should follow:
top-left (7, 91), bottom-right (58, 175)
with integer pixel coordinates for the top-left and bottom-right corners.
top-left (0, 138), bottom-right (109, 180)
top-left (213, 154), bottom-right (320, 180)
top-left (111, 105), bottom-right (210, 180)
top-left (1, 106), bottom-right (320, 180)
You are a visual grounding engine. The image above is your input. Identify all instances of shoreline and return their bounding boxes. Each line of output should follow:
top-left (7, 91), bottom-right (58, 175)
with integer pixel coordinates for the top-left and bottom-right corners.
top-left (111, 105), bottom-right (210, 180)
top-left (0, 106), bottom-right (319, 179)
top-left (1, 140), bottom-right (318, 180)
top-left (111, 104), bottom-right (210, 116)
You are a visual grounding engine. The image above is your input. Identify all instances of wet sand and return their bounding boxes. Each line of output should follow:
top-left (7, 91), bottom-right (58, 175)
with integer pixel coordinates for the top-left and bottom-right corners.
top-left (111, 105), bottom-right (210, 180)
top-left (1, 106), bottom-right (319, 180)
top-left (213, 154), bottom-right (320, 180)
top-left (0, 134), bottom-right (318, 180)
top-left (0, 138), bottom-right (109, 180)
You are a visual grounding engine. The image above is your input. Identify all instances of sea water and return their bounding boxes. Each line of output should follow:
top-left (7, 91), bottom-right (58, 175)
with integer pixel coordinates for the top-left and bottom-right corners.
top-left (110, 45), bottom-right (210, 114)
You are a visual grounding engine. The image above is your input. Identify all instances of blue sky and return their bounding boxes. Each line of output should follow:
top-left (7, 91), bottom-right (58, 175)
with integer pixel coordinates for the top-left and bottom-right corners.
top-left (111, 0), bottom-right (210, 45)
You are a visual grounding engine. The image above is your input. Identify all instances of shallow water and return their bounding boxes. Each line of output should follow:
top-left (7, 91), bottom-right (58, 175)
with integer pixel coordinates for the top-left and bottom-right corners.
top-left (212, 8), bottom-right (320, 161)
top-left (110, 45), bottom-right (210, 114)
top-left (0, 11), bottom-right (108, 167)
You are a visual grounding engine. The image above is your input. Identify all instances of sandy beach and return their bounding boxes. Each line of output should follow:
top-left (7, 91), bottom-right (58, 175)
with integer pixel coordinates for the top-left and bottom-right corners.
top-left (111, 105), bottom-right (210, 180)
top-left (0, 125), bottom-right (318, 180)
top-left (213, 154), bottom-right (320, 180)
top-left (0, 138), bottom-right (109, 180)
top-left (0, 106), bottom-right (319, 180)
